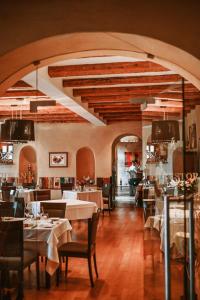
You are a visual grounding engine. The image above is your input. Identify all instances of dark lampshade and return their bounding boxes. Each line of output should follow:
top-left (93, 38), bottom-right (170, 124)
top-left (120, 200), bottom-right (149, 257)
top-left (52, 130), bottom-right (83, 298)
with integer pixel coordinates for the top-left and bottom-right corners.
top-left (1, 119), bottom-right (35, 143)
top-left (151, 120), bottom-right (180, 143)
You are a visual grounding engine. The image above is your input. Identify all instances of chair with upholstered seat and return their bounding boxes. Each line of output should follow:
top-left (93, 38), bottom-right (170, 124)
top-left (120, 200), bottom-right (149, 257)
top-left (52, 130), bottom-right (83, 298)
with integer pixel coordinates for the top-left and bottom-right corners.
top-left (0, 202), bottom-right (17, 217)
top-left (57, 210), bottom-right (100, 287)
top-left (40, 202), bottom-right (66, 218)
top-left (0, 220), bottom-right (40, 299)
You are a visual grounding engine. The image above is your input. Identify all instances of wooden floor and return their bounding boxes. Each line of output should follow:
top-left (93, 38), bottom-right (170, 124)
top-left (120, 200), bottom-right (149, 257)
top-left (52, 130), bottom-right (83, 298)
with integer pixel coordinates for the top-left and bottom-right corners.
top-left (21, 206), bottom-right (185, 300)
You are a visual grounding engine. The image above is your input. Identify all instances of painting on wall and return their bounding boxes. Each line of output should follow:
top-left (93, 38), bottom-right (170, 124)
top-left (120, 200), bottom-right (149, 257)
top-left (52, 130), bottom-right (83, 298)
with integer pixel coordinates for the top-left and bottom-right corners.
top-left (49, 152), bottom-right (68, 168)
top-left (125, 152), bottom-right (133, 167)
top-left (189, 123), bottom-right (197, 150)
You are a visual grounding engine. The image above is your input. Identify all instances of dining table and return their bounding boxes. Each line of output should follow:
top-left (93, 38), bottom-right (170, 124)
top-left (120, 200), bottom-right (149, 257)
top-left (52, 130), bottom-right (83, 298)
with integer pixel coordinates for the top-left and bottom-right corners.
top-left (29, 199), bottom-right (98, 221)
top-left (24, 217), bottom-right (72, 276)
top-left (62, 189), bottom-right (103, 209)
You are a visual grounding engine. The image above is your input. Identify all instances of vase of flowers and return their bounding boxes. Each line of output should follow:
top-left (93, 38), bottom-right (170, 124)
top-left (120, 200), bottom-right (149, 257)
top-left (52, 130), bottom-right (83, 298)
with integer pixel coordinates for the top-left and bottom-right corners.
top-left (178, 177), bottom-right (197, 195)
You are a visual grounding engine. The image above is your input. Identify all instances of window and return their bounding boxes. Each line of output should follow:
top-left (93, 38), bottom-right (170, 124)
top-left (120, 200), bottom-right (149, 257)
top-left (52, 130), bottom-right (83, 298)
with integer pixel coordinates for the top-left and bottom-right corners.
top-left (0, 143), bottom-right (13, 164)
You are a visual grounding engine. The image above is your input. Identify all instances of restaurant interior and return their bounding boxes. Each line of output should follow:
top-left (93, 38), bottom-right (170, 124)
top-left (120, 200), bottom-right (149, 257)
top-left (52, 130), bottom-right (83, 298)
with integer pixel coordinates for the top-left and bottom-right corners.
top-left (0, 2), bottom-right (200, 299)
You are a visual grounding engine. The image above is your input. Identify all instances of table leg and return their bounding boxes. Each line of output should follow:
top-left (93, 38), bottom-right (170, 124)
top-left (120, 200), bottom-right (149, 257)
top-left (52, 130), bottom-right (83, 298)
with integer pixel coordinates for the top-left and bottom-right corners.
top-left (45, 271), bottom-right (51, 289)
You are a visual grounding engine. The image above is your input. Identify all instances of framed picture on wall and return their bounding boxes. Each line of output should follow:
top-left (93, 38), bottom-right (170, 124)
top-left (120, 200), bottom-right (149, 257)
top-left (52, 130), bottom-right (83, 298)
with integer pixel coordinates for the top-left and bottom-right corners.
top-left (49, 152), bottom-right (68, 168)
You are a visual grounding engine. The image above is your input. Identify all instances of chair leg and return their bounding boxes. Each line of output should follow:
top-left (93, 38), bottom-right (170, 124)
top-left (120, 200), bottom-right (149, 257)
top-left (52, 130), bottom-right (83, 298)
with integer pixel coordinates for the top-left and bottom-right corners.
top-left (17, 268), bottom-right (24, 300)
top-left (65, 256), bottom-right (68, 277)
top-left (36, 257), bottom-right (40, 290)
top-left (56, 266), bottom-right (60, 287)
top-left (88, 256), bottom-right (94, 287)
top-left (93, 253), bottom-right (98, 278)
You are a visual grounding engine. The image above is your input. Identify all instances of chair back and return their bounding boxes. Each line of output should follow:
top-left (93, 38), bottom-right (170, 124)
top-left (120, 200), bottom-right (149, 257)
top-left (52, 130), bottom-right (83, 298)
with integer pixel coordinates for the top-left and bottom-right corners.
top-left (61, 183), bottom-right (74, 194)
top-left (88, 210), bottom-right (100, 249)
top-left (41, 202), bottom-right (66, 218)
top-left (96, 178), bottom-right (103, 188)
top-left (2, 186), bottom-right (16, 202)
top-left (15, 197), bottom-right (25, 217)
top-left (102, 183), bottom-right (111, 198)
top-left (0, 202), bottom-right (17, 217)
top-left (33, 189), bottom-right (51, 201)
top-left (0, 220), bottom-right (23, 257)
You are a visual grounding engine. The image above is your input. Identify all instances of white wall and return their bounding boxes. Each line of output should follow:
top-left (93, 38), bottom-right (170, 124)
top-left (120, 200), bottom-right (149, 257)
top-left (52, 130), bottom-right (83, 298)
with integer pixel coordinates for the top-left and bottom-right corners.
top-left (0, 121), bottom-right (142, 179)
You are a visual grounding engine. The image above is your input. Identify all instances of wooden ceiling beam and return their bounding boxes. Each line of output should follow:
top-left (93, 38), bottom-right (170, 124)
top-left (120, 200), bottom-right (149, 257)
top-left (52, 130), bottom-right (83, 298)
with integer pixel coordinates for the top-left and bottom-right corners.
top-left (63, 74), bottom-right (181, 87)
top-left (74, 85), bottom-right (173, 97)
top-left (11, 80), bottom-right (32, 89)
top-left (81, 93), bottom-right (200, 103)
top-left (94, 108), bottom-right (141, 113)
top-left (89, 104), bottom-right (140, 109)
top-left (1, 90), bottom-right (45, 97)
top-left (48, 61), bottom-right (168, 77)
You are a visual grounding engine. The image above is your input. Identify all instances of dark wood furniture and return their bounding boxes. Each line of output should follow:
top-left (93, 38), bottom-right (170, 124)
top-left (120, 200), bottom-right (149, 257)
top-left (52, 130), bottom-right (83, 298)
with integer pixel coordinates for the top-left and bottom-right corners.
top-left (33, 189), bottom-right (51, 201)
top-left (60, 183), bottom-right (74, 194)
top-left (0, 202), bottom-right (17, 217)
top-left (57, 210), bottom-right (100, 287)
top-left (0, 220), bottom-right (40, 299)
top-left (102, 183), bottom-right (112, 215)
top-left (40, 202), bottom-right (66, 218)
top-left (15, 197), bottom-right (25, 218)
top-left (143, 199), bottom-right (156, 221)
top-left (1, 186), bottom-right (16, 202)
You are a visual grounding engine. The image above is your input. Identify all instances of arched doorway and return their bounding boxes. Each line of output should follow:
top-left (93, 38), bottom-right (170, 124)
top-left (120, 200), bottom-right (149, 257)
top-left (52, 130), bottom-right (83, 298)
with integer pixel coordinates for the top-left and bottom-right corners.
top-left (76, 147), bottom-right (95, 181)
top-left (19, 145), bottom-right (37, 185)
top-left (112, 134), bottom-right (142, 204)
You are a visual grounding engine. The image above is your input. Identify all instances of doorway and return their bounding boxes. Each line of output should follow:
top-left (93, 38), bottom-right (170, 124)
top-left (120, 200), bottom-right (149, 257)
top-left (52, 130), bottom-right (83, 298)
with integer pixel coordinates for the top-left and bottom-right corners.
top-left (112, 134), bottom-right (142, 205)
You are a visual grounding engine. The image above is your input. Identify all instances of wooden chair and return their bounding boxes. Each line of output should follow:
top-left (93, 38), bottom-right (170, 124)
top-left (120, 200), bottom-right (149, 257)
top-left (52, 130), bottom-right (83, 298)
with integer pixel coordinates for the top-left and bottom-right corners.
top-left (0, 202), bottom-right (17, 217)
top-left (1, 186), bottom-right (16, 202)
top-left (15, 197), bottom-right (25, 218)
top-left (61, 183), bottom-right (74, 194)
top-left (0, 221), bottom-right (40, 299)
top-left (40, 202), bottom-right (66, 218)
top-left (102, 183), bottom-right (112, 215)
top-left (57, 210), bottom-right (100, 287)
top-left (33, 189), bottom-right (51, 201)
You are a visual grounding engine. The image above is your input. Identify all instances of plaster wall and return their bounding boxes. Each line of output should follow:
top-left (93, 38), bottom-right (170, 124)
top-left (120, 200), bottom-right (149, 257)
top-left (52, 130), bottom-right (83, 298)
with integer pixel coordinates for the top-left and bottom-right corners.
top-left (0, 121), bottom-right (141, 179)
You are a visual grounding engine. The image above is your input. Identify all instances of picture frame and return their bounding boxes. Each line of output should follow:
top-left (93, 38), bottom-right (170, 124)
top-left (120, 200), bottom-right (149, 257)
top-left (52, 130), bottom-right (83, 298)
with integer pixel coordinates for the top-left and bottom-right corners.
top-left (49, 152), bottom-right (68, 168)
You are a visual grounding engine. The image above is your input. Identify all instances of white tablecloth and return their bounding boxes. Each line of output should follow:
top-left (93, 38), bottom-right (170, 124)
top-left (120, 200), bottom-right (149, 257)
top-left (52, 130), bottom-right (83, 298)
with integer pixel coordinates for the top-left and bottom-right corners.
top-left (0, 189), bottom-right (34, 203)
top-left (29, 199), bottom-right (97, 221)
top-left (160, 209), bottom-right (189, 251)
top-left (62, 190), bottom-right (103, 209)
top-left (24, 218), bottom-right (72, 275)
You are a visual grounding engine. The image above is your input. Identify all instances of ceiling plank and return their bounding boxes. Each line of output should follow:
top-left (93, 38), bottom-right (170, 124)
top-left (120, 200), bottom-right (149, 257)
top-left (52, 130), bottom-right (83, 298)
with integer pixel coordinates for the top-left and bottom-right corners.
top-left (63, 74), bottom-right (181, 87)
top-left (1, 90), bottom-right (45, 97)
top-left (81, 93), bottom-right (200, 103)
top-left (74, 85), bottom-right (170, 97)
top-left (11, 80), bottom-right (32, 89)
top-left (48, 61), bottom-right (168, 77)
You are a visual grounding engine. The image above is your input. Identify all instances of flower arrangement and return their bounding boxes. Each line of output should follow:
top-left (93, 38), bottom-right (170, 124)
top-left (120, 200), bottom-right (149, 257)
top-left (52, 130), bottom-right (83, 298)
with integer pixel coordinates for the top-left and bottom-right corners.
top-left (178, 177), bottom-right (197, 194)
top-left (76, 176), bottom-right (95, 191)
